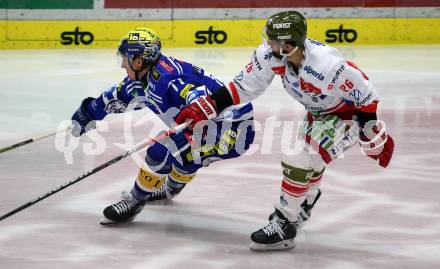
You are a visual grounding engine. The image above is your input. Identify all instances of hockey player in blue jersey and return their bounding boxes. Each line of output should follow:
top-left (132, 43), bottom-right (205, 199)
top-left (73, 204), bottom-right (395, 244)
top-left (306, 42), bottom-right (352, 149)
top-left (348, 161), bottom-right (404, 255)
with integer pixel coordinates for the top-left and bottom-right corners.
top-left (70, 27), bottom-right (255, 225)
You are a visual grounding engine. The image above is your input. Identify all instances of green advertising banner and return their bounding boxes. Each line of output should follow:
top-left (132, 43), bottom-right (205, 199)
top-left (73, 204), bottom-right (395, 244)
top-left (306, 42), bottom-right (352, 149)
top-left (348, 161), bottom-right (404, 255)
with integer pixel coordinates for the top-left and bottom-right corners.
top-left (0, 0), bottom-right (93, 9)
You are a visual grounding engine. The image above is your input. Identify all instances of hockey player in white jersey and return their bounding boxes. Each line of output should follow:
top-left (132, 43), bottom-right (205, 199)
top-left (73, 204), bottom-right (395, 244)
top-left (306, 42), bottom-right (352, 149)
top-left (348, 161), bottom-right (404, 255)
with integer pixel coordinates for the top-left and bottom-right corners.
top-left (176, 11), bottom-right (395, 251)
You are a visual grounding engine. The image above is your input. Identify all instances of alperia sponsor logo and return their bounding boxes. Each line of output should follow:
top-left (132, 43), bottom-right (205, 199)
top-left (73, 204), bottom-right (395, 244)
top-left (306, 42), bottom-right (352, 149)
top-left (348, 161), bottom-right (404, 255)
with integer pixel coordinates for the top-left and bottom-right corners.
top-left (303, 66), bottom-right (325, 81)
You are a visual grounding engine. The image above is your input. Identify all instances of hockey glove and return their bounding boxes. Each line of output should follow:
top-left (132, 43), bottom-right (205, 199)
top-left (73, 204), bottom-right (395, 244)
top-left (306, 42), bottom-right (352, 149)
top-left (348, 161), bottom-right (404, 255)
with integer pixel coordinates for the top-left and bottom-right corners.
top-left (71, 97), bottom-right (97, 137)
top-left (175, 96), bottom-right (218, 129)
top-left (359, 121), bottom-right (394, 168)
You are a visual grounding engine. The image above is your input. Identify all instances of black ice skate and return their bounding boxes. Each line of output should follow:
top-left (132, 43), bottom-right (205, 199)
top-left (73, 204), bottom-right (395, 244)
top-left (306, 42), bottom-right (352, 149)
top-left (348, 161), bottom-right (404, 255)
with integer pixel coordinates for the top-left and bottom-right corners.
top-left (250, 205), bottom-right (297, 251)
top-left (269, 189), bottom-right (322, 228)
top-left (100, 191), bottom-right (146, 225)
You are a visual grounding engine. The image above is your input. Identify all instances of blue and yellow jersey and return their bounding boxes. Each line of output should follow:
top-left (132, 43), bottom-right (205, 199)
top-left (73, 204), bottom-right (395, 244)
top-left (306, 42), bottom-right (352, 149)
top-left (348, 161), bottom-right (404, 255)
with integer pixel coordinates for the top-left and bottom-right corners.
top-left (86, 54), bottom-right (253, 127)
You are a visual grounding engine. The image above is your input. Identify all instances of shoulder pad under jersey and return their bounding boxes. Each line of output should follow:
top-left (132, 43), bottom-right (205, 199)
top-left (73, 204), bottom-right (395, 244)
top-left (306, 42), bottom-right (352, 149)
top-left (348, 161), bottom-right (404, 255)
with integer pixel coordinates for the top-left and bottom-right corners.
top-left (301, 39), bottom-right (345, 94)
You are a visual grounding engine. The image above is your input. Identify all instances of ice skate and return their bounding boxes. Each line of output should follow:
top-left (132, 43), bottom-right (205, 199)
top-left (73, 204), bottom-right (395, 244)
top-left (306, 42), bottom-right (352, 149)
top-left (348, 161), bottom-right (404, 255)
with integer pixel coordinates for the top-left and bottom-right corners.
top-left (250, 205), bottom-right (297, 251)
top-left (100, 191), bottom-right (145, 225)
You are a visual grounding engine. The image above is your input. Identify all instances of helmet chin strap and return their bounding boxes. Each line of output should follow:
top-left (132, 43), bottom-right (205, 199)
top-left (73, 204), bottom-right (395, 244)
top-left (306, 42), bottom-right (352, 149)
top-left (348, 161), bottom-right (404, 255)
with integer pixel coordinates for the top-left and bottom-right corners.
top-left (279, 45), bottom-right (299, 62)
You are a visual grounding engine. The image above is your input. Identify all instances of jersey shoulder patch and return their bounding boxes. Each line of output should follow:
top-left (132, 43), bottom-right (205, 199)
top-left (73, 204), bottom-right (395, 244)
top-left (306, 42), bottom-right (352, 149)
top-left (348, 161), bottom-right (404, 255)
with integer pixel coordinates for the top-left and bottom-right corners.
top-left (151, 57), bottom-right (181, 84)
top-left (154, 55), bottom-right (180, 75)
top-left (158, 59), bottom-right (174, 73)
top-left (151, 67), bottom-right (162, 81)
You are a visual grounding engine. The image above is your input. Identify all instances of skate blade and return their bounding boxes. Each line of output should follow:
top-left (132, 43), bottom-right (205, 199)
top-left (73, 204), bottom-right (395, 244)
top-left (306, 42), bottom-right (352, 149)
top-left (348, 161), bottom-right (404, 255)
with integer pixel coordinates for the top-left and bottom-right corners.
top-left (99, 216), bottom-right (135, 226)
top-left (249, 240), bottom-right (295, 251)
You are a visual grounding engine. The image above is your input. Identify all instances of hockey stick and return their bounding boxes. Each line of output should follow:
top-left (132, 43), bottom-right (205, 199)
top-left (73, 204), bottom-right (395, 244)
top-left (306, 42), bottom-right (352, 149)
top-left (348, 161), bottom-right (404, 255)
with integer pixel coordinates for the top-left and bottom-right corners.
top-left (0, 125), bottom-right (72, 154)
top-left (0, 121), bottom-right (191, 222)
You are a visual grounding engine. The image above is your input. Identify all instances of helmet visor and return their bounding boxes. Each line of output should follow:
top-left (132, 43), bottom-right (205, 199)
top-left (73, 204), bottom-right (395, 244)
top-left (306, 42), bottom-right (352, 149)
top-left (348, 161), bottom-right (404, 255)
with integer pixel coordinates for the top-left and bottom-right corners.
top-left (262, 26), bottom-right (269, 47)
top-left (262, 26), bottom-right (286, 56)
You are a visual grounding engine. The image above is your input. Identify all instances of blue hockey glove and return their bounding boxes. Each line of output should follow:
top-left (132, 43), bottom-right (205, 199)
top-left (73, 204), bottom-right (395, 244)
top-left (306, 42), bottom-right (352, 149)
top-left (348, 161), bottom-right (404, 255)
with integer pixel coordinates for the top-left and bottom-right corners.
top-left (71, 97), bottom-right (96, 137)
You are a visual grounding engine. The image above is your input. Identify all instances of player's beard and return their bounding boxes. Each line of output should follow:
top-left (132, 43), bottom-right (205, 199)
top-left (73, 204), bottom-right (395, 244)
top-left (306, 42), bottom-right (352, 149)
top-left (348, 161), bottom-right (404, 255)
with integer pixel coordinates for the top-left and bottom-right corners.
top-left (270, 49), bottom-right (283, 60)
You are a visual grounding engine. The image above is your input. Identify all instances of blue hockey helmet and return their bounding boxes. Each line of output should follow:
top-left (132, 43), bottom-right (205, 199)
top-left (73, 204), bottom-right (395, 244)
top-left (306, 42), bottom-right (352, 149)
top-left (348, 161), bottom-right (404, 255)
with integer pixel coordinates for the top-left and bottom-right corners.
top-left (118, 27), bottom-right (161, 66)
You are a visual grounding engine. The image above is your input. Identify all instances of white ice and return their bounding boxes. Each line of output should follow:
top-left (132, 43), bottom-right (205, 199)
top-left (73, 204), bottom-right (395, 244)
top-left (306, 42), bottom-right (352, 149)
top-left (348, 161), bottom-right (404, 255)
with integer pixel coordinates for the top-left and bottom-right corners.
top-left (1, 45), bottom-right (440, 269)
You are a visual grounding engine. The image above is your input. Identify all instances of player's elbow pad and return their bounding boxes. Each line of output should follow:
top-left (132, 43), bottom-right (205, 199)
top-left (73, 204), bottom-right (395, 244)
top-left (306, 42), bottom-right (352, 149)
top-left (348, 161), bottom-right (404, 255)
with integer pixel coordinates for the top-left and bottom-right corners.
top-left (210, 86), bottom-right (235, 114)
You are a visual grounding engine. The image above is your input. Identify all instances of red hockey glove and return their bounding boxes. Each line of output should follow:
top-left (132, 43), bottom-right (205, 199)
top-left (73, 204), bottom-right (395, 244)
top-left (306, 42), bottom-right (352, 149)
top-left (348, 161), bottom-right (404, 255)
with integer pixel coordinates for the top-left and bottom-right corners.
top-left (359, 121), bottom-right (394, 168)
top-left (175, 96), bottom-right (218, 128)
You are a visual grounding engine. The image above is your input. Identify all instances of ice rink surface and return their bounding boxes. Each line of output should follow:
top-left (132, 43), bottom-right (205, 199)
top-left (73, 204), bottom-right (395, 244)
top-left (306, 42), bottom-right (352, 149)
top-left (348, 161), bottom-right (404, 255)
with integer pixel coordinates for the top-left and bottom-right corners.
top-left (1, 45), bottom-right (440, 269)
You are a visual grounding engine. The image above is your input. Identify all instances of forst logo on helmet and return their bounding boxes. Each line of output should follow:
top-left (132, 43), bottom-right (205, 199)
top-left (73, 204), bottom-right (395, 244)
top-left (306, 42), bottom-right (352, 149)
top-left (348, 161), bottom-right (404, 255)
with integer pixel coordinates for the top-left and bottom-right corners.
top-left (273, 23), bottom-right (292, 29)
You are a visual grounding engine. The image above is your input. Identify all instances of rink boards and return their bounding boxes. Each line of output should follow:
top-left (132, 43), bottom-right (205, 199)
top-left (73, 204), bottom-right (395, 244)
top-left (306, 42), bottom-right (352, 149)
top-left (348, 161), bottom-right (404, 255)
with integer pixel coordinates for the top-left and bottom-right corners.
top-left (1, 18), bottom-right (440, 49)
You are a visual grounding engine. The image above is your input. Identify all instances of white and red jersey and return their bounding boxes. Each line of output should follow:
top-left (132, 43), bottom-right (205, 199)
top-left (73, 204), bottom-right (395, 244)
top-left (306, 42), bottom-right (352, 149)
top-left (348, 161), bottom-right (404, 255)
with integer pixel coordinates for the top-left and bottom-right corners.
top-left (226, 39), bottom-right (379, 114)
